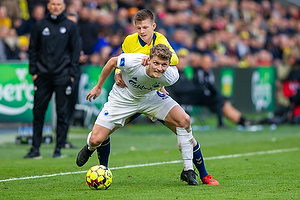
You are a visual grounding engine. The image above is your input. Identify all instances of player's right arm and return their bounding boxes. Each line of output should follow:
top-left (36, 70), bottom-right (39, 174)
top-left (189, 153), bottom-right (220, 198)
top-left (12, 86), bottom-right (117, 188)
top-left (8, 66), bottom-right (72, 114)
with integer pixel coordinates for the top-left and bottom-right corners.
top-left (86, 57), bottom-right (118, 102)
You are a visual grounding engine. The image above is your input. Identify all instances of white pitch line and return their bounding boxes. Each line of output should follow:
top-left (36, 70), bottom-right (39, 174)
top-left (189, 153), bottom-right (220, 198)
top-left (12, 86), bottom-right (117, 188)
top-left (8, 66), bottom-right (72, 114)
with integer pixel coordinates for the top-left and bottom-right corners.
top-left (0, 147), bottom-right (298, 183)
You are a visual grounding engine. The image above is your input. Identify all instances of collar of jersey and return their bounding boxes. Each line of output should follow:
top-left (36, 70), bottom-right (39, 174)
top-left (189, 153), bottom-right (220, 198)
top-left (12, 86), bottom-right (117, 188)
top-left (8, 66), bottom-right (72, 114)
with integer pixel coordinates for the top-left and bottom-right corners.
top-left (138, 33), bottom-right (156, 47)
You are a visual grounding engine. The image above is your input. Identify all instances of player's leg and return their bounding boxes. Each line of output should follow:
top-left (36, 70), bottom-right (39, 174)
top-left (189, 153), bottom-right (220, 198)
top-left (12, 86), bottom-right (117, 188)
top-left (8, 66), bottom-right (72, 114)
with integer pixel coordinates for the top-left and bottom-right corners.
top-left (97, 116), bottom-right (133, 167)
top-left (163, 105), bottom-right (198, 185)
top-left (163, 107), bottom-right (219, 185)
top-left (76, 123), bottom-right (112, 167)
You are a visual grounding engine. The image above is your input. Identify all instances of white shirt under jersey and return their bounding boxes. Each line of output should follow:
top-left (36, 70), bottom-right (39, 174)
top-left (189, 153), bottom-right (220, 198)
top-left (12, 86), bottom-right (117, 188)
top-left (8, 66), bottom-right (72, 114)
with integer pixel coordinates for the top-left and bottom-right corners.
top-left (109, 53), bottom-right (179, 101)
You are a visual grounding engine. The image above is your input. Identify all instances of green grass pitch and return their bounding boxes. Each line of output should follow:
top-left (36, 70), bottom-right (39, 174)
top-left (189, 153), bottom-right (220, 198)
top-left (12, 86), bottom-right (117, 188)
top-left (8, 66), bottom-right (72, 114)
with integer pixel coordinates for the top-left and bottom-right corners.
top-left (0, 122), bottom-right (299, 199)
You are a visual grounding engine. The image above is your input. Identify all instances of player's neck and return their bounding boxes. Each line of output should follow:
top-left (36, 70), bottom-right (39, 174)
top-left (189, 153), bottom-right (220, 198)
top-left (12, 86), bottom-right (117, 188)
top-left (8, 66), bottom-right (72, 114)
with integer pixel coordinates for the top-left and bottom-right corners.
top-left (145, 65), bottom-right (152, 77)
top-left (144, 37), bottom-right (153, 46)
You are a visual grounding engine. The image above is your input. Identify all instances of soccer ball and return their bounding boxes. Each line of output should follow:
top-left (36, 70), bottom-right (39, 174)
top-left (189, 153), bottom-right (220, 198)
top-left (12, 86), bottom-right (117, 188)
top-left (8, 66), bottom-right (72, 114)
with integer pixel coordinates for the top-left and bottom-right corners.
top-left (86, 165), bottom-right (113, 190)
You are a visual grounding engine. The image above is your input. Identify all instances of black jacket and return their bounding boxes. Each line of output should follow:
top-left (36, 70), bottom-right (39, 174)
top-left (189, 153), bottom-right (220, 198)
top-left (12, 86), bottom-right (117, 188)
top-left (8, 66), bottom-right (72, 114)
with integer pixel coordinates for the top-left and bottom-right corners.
top-left (29, 13), bottom-right (81, 78)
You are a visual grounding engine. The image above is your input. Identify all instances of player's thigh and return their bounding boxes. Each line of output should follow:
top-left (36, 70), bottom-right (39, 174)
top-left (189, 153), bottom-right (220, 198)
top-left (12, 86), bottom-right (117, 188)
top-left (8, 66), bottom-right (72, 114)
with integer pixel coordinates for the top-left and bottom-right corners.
top-left (142, 94), bottom-right (178, 122)
top-left (95, 99), bottom-right (137, 129)
top-left (164, 105), bottom-right (190, 127)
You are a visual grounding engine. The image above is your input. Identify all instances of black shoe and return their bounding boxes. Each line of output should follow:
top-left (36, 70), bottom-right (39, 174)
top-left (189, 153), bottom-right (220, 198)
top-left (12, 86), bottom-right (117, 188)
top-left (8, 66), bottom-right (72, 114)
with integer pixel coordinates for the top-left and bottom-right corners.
top-left (181, 169), bottom-right (199, 185)
top-left (63, 141), bottom-right (77, 149)
top-left (53, 148), bottom-right (61, 158)
top-left (76, 144), bottom-right (94, 167)
top-left (24, 147), bottom-right (42, 159)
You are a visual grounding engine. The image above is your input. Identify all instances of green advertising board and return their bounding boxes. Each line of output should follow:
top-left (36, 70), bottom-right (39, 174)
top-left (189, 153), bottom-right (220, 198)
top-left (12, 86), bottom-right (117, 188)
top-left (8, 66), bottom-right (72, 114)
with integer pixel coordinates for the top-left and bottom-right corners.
top-left (214, 67), bottom-right (276, 113)
top-left (78, 66), bottom-right (114, 117)
top-left (0, 63), bottom-right (51, 122)
top-left (0, 63), bottom-right (114, 124)
top-left (220, 68), bottom-right (234, 98)
top-left (251, 67), bottom-right (276, 112)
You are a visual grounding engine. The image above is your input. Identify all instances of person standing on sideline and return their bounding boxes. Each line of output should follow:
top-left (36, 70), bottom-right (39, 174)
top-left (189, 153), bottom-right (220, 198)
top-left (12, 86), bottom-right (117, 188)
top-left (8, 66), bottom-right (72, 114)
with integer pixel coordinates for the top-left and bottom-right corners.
top-left (77, 44), bottom-right (198, 185)
top-left (24, 0), bottom-right (81, 158)
top-left (96, 9), bottom-right (219, 185)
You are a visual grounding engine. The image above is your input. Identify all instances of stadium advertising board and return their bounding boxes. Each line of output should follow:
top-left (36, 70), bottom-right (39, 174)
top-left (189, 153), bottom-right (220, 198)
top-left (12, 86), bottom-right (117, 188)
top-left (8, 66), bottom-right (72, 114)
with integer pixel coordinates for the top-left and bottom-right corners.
top-left (78, 66), bottom-right (114, 117)
top-left (0, 63), bottom-right (51, 122)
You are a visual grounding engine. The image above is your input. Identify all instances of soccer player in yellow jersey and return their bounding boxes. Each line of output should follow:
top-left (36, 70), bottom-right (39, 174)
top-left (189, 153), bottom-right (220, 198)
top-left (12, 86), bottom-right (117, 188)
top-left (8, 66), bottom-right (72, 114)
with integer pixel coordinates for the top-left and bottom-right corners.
top-left (96, 9), bottom-right (219, 185)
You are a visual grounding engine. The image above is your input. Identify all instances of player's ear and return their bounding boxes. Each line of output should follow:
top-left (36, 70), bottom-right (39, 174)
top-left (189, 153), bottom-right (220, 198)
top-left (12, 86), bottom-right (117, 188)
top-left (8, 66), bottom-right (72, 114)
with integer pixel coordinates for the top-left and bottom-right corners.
top-left (152, 23), bottom-right (156, 30)
top-left (147, 56), bottom-right (150, 65)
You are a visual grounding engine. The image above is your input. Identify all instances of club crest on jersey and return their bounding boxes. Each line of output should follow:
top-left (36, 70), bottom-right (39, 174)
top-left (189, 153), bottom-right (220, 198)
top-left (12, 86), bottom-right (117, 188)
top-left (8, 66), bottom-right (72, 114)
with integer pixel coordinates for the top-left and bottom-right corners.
top-left (42, 27), bottom-right (50, 35)
top-left (104, 110), bottom-right (109, 116)
top-left (120, 58), bottom-right (125, 66)
top-left (152, 82), bottom-right (160, 88)
top-left (60, 27), bottom-right (66, 34)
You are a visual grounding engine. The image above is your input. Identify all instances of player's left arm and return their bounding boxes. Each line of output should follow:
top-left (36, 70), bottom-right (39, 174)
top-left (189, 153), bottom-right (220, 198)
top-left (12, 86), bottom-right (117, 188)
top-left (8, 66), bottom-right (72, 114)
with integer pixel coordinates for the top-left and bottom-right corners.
top-left (86, 57), bottom-right (118, 102)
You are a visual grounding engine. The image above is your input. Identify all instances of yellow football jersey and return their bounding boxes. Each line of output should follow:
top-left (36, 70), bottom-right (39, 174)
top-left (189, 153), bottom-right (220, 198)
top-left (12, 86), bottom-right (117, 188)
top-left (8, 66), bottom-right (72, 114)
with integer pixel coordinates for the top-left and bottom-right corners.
top-left (122, 32), bottom-right (178, 66)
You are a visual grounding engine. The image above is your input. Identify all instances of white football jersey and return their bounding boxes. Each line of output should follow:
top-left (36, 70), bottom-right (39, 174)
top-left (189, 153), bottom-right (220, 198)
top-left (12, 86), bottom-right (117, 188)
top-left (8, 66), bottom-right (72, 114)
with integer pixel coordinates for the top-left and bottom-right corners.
top-left (110, 53), bottom-right (179, 100)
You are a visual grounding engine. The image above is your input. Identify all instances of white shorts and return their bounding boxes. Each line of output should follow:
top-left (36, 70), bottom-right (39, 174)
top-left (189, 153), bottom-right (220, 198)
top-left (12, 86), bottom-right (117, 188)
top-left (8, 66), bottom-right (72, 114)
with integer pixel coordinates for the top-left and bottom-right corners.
top-left (95, 91), bottom-right (178, 130)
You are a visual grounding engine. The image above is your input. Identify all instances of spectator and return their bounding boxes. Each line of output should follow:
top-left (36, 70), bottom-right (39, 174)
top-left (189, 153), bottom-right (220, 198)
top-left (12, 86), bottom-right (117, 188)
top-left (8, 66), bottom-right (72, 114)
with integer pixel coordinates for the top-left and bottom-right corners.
top-left (17, 35), bottom-right (29, 61)
top-left (0, 28), bottom-right (7, 61)
top-left (16, 4), bottom-right (45, 36)
top-left (0, 26), bottom-right (20, 60)
top-left (77, 6), bottom-right (99, 55)
top-left (0, 0), bottom-right (20, 23)
top-left (0, 5), bottom-right (12, 28)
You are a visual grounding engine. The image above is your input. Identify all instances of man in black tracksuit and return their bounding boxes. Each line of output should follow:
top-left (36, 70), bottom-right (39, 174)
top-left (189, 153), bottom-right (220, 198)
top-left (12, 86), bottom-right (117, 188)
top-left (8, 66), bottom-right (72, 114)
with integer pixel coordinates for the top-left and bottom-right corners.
top-left (24, 0), bottom-right (80, 158)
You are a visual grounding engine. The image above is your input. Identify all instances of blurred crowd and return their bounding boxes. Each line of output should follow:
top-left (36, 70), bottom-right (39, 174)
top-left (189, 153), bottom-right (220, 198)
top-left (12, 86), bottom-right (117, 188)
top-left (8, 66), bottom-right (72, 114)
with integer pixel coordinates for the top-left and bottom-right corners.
top-left (0, 0), bottom-right (299, 68)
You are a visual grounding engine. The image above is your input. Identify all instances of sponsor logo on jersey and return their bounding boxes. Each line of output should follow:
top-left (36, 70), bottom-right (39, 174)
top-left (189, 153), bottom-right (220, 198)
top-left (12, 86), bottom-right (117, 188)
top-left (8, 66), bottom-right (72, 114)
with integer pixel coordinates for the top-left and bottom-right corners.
top-left (152, 82), bottom-right (160, 88)
top-left (42, 27), bottom-right (50, 36)
top-left (129, 77), bottom-right (152, 91)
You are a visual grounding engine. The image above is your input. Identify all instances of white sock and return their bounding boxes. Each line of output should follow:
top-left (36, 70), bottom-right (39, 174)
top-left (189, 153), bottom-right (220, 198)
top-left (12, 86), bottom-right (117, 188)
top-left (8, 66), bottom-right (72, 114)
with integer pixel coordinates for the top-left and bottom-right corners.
top-left (176, 127), bottom-right (193, 171)
top-left (86, 131), bottom-right (101, 151)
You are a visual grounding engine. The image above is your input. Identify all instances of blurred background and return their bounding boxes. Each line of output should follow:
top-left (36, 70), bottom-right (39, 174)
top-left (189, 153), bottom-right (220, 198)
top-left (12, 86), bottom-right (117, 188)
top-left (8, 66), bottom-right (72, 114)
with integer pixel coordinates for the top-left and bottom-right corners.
top-left (0, 0), bottom-right (300, 141)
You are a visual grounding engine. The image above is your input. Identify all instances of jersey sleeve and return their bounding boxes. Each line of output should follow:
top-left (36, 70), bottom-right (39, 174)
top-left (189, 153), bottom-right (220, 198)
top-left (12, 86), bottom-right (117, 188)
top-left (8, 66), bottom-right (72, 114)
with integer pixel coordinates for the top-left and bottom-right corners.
top-left (117, 53), bottom-right (144, 72)
top-left (162, 66), bottom-right (179, 86)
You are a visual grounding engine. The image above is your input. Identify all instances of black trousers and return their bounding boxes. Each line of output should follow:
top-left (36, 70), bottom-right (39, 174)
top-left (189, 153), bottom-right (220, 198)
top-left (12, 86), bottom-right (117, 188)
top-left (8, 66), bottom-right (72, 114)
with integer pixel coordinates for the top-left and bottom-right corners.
top-left (32, 74), bottom-right (71, 149)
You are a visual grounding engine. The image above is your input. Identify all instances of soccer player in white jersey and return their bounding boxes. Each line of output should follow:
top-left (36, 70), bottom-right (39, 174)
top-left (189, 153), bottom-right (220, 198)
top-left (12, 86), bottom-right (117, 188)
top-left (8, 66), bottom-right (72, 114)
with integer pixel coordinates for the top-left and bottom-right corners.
top-left (76, 44), bottom-right (198, 185)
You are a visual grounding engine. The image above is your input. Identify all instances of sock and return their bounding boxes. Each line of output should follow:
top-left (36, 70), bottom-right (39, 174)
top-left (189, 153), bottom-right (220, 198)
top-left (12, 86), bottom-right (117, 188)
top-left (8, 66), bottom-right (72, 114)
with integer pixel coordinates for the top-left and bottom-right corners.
top-left (176, 127), bottom-right (193, 171)
top-left (238, 117), bottom-right (246, 126)
top-left (193, 141), bottom-right (209, 179)
top-left (97, 137), bottom-right (110, 167)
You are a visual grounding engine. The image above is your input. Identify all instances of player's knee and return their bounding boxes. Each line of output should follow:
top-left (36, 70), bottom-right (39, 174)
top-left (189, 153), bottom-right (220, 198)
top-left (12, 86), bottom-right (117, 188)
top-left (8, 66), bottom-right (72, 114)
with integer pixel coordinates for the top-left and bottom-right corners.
top-left (89, 134), bottom-right (102, 147)
top-left (177, 114), bottom-right (190, 128)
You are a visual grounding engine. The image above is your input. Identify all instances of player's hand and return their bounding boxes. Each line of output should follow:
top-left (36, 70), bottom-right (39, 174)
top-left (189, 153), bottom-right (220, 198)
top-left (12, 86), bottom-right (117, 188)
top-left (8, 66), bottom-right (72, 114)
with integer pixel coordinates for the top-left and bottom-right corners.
top-left (86, 86), bottom-right (101, 102)
top-left (160, 86), bottom-right (169, 95)
top-left (114, 72), bottom-right (127, 88)
top-left (141, 56), bottom-right (149, 66)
